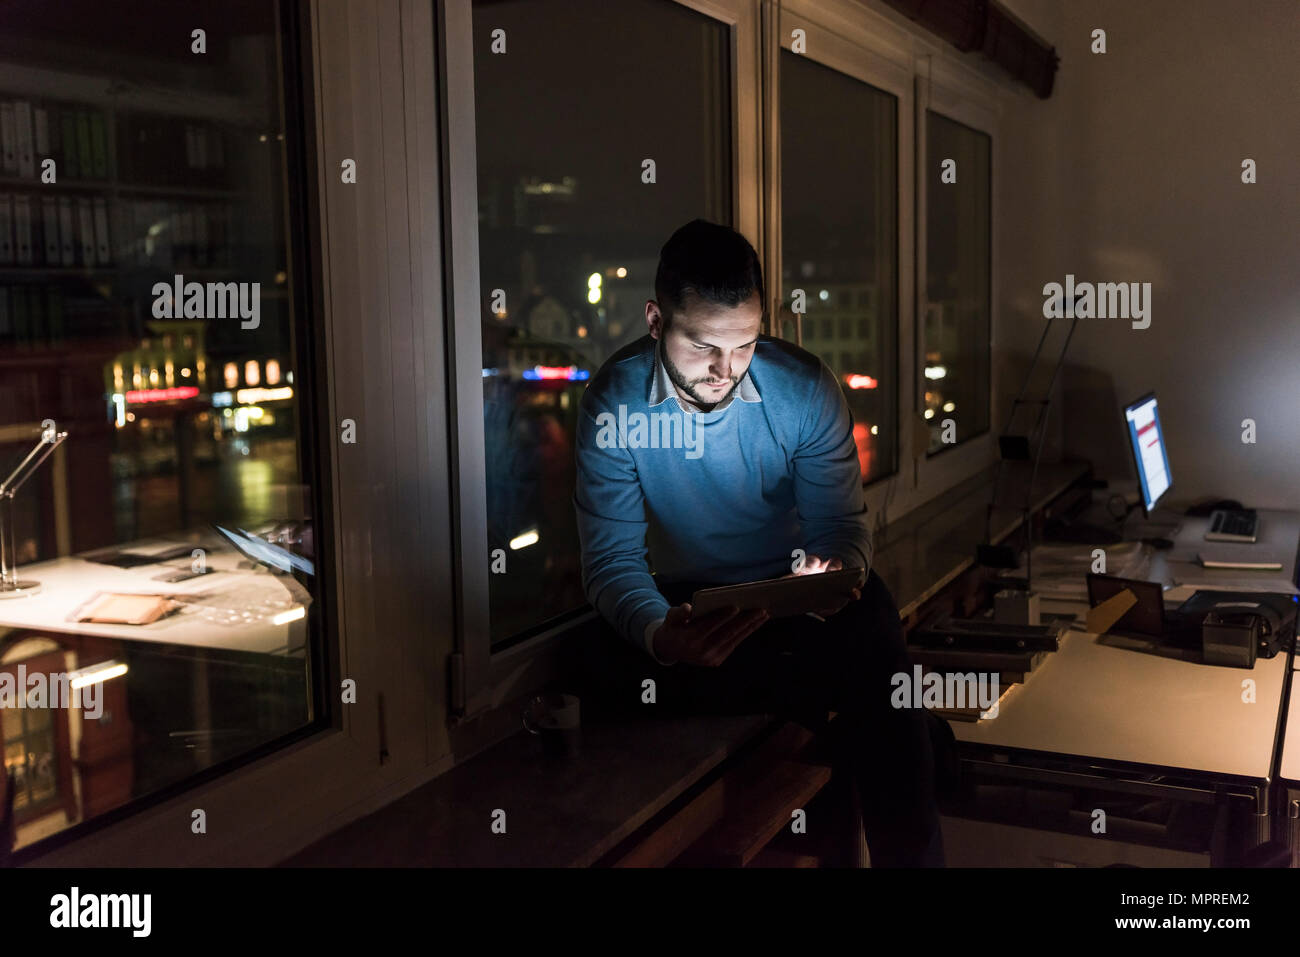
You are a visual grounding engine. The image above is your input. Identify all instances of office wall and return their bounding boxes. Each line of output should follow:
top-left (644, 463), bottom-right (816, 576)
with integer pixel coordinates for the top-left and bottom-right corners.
top-left (993, 0), bottom-right (1300, 507)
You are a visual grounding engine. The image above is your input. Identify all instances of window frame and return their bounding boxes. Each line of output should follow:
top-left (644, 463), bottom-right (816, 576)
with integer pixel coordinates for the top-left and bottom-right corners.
top-left (910, 57), bottom-right (1000, 505)
top-left (773, 1), bottom-right (913, 501)
top-left (446, 0), bottom-right (763, 723)
top-left (28, 0), bottom-right (456, 866)
top-left (777, 0), bottom-right (1004, 526)
top-left (452, 0), bottom-right (1013, 727)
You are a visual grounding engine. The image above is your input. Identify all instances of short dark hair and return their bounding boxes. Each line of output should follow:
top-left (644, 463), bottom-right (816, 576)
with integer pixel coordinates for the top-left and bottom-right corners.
top-left (654, 219), bottom-right (765, 329)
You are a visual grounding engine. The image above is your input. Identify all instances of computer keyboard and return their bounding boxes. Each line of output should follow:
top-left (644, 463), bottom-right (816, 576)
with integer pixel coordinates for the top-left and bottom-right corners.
top-left (177, 587), bottom-right (300, 626)
top-left (1205, 509), bottom-right (1259, 542)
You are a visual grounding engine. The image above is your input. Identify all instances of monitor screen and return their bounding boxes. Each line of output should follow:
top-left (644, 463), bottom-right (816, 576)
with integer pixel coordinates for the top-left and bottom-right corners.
top-left (1123, 393), bottom-right (1172, 514)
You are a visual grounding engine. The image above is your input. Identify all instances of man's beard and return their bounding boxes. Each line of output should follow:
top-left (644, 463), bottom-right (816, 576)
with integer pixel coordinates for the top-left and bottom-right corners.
top-left (661, 344), bottom-right (739, 411)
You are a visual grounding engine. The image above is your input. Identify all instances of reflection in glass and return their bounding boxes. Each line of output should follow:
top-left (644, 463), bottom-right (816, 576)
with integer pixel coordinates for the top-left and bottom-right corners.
top-left (473, 0), bottom-right (731, 645)
top-left (924, 111), bottom-right (991, 452)
top-left (0, 0), bottom-right (318, 856)
top-left (780, 50), bottom-right (898, 484)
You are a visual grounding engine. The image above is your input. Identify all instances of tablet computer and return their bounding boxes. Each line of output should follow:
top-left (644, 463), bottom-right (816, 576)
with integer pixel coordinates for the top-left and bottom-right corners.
top-left (690, 567), bottom-right (866, 619)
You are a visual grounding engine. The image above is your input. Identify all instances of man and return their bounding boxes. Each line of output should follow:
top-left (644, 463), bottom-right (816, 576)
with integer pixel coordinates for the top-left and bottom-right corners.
top-left (573, 219), bottom-right (944, 866)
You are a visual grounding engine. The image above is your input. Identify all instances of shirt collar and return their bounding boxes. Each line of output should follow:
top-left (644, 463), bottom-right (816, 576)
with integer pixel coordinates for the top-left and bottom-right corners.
top-left (648, 337), bottom-right (761, 413)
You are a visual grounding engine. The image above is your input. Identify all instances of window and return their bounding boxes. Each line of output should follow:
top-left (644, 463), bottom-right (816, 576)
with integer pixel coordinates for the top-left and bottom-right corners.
top-left (780, 49), bottom-right (898, 484)
top-left (448, 0), bottom-right (993, 725)
top-left (924, 111), bottom-right (991, 453)
top-left (0, 0), bottom-right (323, 855)
top-left (2, 652), bottom-right (65, 824)
top-left (471, 0), bottom-right (732, 646)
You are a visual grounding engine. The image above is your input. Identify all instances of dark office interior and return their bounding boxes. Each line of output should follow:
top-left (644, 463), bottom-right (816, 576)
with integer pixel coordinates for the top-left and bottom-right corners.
top-left (0, 0), bottom-right (1298, 919)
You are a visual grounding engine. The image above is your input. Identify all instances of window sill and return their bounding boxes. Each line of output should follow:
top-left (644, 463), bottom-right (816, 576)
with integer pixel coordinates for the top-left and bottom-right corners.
top-left (282, 712), bottom-right (774, 867)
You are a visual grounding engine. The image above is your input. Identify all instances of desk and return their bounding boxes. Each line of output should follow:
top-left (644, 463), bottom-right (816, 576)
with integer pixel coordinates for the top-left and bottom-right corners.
top-left (947, 510), bottom-right (1300, 864)
top-left (0, 532), bottom-right (315, 856)
top-left (953, 628), bottom-right (1287, 781)
top-left (0, 534), bottom-right (311, 656)
top-left (1147, 508), bottom-right (1300, 597)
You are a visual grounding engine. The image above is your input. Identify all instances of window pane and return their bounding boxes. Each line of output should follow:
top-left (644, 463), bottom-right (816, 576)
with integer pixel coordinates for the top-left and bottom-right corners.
top-left (924, 111), bottom-right (991, 452)
top-left (0, 0), bottom-right (321, 854)
top-left (473, 0), bottom-right (731, 645)
top-left (780, 50), bottom-right (897, 483)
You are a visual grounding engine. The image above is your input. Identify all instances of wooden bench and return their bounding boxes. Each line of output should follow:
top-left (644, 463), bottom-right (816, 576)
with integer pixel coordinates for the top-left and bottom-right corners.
top-left (614, 721), bottom-right (837, 867)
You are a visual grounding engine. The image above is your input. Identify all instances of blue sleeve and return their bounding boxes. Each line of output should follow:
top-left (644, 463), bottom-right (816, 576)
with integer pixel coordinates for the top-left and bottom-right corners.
top-left (574, 391), bottom-right (672, 655)
top-left (791, 361), bottom-right (873, 572)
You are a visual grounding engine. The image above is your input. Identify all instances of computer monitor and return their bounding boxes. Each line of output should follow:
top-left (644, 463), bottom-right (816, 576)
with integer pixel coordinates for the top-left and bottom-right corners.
top-left (1122, 392), bottom-right (1173, 516)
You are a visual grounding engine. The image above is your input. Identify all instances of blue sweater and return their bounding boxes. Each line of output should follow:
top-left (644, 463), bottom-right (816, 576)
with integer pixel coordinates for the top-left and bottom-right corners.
top-left (574, 333), bottom-right (872, 657)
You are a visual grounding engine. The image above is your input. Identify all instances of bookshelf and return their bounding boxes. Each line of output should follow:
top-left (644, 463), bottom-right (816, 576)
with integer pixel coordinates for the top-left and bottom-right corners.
top-left (0, 55), bottom-right (286, 555)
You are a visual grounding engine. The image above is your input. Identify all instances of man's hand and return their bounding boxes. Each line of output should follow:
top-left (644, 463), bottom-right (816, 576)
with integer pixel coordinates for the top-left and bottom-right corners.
top-left (651, 603), bottom-right (769, 667)
top-left (809, 584), bottom-right (860, 619)
top-left (783, 554), bottom-right (861, 618)
top-left (789, 553), bottom-right (842, 576)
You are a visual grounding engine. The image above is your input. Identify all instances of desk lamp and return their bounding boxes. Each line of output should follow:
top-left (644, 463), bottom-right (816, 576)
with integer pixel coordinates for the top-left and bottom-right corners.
top-left (0, 425), bottom-right (69, 598)
top-left (977, 294), bottom-right (1081, 622)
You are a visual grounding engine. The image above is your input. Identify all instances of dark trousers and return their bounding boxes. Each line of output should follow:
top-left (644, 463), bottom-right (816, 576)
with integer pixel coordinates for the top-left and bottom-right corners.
top-left (577, 568), bottom-right (946, 867)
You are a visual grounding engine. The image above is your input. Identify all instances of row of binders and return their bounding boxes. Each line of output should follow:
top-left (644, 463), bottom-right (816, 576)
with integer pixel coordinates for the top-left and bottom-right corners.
top-left (0, 285), bottom-right (68, 349)
top-left (0, 193), bottom-right (243, 269)
top-left (0, 99), bottom-right (109, 182)
top-left (0, 193), bottom-right (111, 267)
top-left (0, 284), bottom-right (127, 352)
top-left (1, 96), bottom-right (235, 186)
top-left (116, 200), bottom-right (241, 269)
top-left (122, 112), bottom-right (232, 188)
